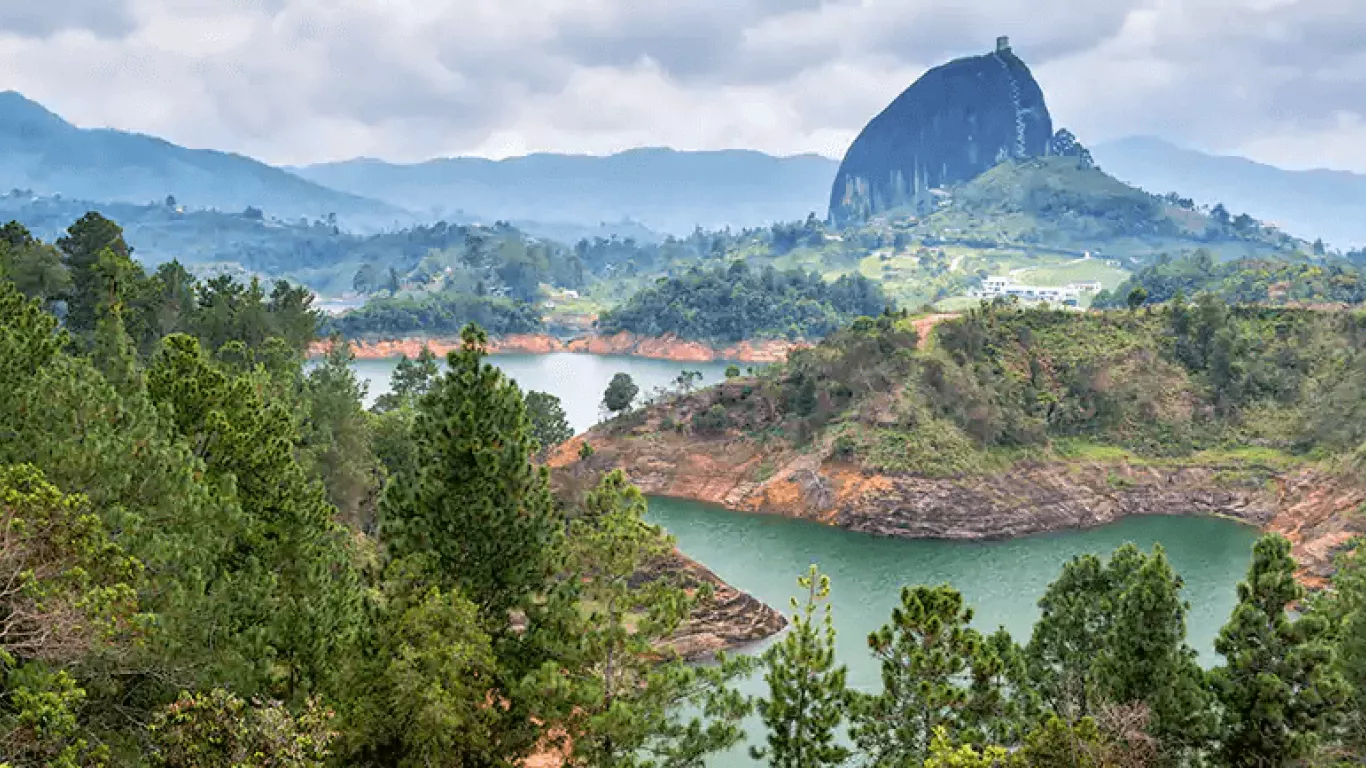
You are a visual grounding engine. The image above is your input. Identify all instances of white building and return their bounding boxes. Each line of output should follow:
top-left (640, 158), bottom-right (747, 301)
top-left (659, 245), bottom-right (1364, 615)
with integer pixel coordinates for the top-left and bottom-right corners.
top-left (972, 276), bottom-right (1093, 307)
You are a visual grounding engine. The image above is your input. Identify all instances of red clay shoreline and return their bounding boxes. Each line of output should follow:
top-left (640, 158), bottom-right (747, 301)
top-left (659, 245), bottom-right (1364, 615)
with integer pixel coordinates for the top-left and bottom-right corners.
top-left (310, 331), bottom-right (805, 364)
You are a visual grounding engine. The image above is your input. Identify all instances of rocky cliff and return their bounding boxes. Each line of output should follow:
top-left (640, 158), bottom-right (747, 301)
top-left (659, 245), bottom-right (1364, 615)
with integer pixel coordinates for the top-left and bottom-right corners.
top-left (829, 39), bottom-right (1054, 226)
top-left (552, 422), bottom-right (1365, 587)
top-left (651, 550), bottom-right (787, 660)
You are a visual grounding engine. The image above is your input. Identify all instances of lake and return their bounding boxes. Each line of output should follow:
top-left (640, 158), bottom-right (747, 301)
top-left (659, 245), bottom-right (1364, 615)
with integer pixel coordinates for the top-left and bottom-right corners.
top-left (350, 353), bottom-right (742, 433)
top-left (357, 352), bottom-right (1258, 764)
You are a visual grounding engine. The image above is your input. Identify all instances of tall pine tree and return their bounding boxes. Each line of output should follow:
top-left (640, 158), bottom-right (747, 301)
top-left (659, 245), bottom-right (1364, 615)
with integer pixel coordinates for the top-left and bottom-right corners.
top-left (1212, 534), bottom-right (1347, 766)
top-left (554, 470), bottom-right (752, 767)
top-left (380, 324), bottom-right (559, 623)
top-left (56, 213), bottom-right (136, 336)
top-left (851, 584), bottom-right (1003, 766)
top-left (1092, 544), bottom-right (1212, 758)
top-left (753, 565), bottom-right (851, 767)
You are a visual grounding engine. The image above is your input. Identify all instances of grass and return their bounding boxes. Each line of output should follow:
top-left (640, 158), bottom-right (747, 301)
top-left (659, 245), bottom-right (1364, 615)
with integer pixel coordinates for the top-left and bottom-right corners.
top-left (1051, 439), bottom-right (1136, 462)
top-left (934, 296), bottom-right (986, 312)
top-left (852, 421), bottom-right (991, 477)
top-left (1179, 446), bottom-right (1306, 470)
top-left (1011, 258), bottom-right (1131, 289)
top-left (751, 458), bottom-right (778, 482)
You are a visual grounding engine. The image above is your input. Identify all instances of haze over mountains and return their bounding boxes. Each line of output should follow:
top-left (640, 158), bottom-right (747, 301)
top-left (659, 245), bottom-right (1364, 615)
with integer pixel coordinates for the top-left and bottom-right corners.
top-left (0, 89), bottom-right (1361, 248)
top-left (293, 149), bottom-right (837, 235)
top-left (1092, 136), bottom-right (1366, 249)
top-left (0, 91), bottom-right (400, 226)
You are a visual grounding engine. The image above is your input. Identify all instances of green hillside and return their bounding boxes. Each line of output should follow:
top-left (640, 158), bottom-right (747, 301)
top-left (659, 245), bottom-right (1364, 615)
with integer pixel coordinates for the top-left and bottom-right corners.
top-left (622, 302), bottom-right (1365, 475)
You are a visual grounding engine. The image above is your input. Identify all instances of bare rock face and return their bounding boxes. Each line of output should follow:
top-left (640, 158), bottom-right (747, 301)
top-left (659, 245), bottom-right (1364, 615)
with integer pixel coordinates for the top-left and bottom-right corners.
top-left (645, 550), bottom-right (787, 660)
top-left (552, 417), bottom-right (1366, 588)
top-left (829, 38), bottom-right (1053, 226)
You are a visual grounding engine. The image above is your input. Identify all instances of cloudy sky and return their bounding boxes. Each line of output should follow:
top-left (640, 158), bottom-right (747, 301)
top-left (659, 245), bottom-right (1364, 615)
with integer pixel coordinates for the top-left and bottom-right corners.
top-left (2, 0), bottom-right (1364, 172)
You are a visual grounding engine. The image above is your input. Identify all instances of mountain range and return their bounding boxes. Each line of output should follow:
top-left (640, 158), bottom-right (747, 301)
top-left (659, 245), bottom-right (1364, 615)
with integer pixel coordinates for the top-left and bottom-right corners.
top-left (290, 149), bottom-right (837, 235)
top-left (1092, 136), bottom-right (1366, 249)
top-left (1, 90), bottom-right (1362, 248)
top-left (0, 91), bottom-right (402, 227)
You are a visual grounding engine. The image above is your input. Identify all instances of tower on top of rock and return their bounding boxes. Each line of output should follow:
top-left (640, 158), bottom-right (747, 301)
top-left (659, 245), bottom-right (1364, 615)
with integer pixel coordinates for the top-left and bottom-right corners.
top-left (828, 37), bottom-right (1053, 227)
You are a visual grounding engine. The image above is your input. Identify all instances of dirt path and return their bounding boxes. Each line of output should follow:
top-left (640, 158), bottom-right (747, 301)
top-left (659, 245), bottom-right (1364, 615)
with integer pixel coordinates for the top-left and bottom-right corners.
top-left (912, 313), bottom-right (960, 345)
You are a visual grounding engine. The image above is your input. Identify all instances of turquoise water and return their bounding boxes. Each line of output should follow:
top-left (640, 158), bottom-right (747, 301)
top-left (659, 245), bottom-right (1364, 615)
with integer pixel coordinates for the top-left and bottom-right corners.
top-left (357, 353), bottom-right (1259, 765)
top-left (645, 499), bottom-right (1255, 765)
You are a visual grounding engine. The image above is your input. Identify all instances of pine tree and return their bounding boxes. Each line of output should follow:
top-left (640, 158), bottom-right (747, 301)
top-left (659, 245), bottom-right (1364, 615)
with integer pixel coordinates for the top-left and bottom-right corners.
top-left (1211, 534), bottom-right (1348, 766)
top-left (380, 324), bottom-right (559, 621)
top-left (525, 390), bottom-right (573, 455)
top-left (397, 345), bottom-right (441, 399)
top-left (90, 287), bottom-right (144, 399)
top-left (1092, 544), bottom-right (1212, 757)
top-left (56, 213), bottom-right (137, 336)
top-left (753, 565), bottom-right (851, 767)
top-left (148, 334), bottom-right (363, 697)
top-left (850, 584), bottom-right (1001, 766)
top-left (556, 470), bottom-right (752, 767)
top-left (1321, 543), bottom-right (1366, 752)
top-left (373, 345), bottom-right (440, 413)
top-left (339, 561), bottom-right (502, 767)
top-left (1027, 552), bottom-right (1118, 720)
top-left (300, 333), bottom-right (381, 530)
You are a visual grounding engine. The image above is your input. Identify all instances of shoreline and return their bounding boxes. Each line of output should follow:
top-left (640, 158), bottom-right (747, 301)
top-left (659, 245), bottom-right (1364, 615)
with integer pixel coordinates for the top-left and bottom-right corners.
top-left (310, 332), bottom-right (804, 364)
top-left (550, 426), bottom-right (1366, 589)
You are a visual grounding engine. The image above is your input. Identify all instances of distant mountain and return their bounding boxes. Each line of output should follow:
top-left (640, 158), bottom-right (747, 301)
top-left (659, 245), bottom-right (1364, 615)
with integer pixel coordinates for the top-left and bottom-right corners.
top-left (1092, 136), bottom-right (1366, 248)
top-left (0, 91), bottom-right (401, 227)
top-left (293, 148), bottom-right (838, 235)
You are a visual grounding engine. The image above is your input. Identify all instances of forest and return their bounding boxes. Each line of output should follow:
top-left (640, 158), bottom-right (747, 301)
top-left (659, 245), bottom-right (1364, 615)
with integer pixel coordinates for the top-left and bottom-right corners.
top-left (638, 297), bottom-right (1366, 476)
top-left (5, 213), bottom-right (1366, 767)
top-left (596, 261), bottom-right (888, 343)
top-left (1094, 250), bottom-right (1366, 308)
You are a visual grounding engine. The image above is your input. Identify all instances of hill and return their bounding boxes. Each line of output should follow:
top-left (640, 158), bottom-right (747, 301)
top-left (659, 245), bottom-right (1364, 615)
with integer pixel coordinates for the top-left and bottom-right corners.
top-left (909, 156), bottom-right (1302, 258)
top-left (558, 305), bottom-right (1366, 578)
top-left (1094, 251), bottom-right (1366, 307)
top-left (0, 91), bottom-right (400, 227)
top-left (595, 261), bottom-right (888, 343)
top-left (292, 148), bottom-right (838, 235)
top-left (1092, 136), bottom-right (1366, 249)
top-left (0, 192), bottom-right (508, 295)
top-left (806, 157), bottom-right (1309, 311)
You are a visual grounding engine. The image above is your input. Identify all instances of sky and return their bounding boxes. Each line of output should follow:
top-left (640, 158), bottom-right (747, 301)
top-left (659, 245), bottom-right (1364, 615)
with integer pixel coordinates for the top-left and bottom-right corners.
top-left (2, 0), bottom-right (1365, 172)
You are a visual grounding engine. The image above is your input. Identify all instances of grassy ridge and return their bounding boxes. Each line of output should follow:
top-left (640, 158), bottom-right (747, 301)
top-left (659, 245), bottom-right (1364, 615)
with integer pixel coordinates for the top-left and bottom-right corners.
top-left (644, 303), bottom-right (1366, 477)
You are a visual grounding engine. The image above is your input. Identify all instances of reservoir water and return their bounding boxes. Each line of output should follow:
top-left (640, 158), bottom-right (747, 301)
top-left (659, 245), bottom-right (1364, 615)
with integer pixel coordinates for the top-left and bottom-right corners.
top-left (350, 353), bottom-right (741, 433)
top-left (355, 352), bottom-right (1259, 763)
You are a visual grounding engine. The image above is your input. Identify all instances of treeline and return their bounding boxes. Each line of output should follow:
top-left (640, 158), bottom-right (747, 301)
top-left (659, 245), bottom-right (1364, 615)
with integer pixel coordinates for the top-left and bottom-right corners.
top-left (10, 211), bottom-right (1366, 767)
top-left (1, 192), bottom-right (479, 286)
top-left (671, 300), bottom-right (1366, 475)
top-left (325, 292), bottom-right (544, 338)
top-left (0, 215), bottom-right (753, 766)
top-left (1094, 250), bottom-right (1366, 307)
top-left (1, 214), bottom-right (318, 354)
top-left (596, 260), bottom-right (889, 342)
top-left (752, 527), bottom-right (1366, 767)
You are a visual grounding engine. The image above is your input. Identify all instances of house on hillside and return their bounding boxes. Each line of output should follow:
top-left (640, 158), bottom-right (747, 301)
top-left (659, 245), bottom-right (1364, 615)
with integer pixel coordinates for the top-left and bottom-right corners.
top-left (972, 276), bottom-right (1099, 307)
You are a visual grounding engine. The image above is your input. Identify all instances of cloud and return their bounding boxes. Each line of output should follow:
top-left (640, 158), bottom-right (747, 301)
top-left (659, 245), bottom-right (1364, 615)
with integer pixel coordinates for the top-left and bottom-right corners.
top-left (0, 0), bottom-right (1363, 172)
top-left (0, 0), bottom-right (137, 38)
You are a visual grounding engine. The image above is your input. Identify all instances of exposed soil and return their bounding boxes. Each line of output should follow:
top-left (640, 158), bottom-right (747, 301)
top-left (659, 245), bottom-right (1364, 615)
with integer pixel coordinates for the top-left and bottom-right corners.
top-left (554, 422), bottom-right (1365, 587)
top-left (311, 332), bottom-right (803, 363)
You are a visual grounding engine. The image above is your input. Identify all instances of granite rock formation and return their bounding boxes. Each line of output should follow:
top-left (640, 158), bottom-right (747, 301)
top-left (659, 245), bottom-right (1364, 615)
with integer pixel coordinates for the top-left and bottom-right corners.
top-left (829, 38), bottom-right (1054, 226)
